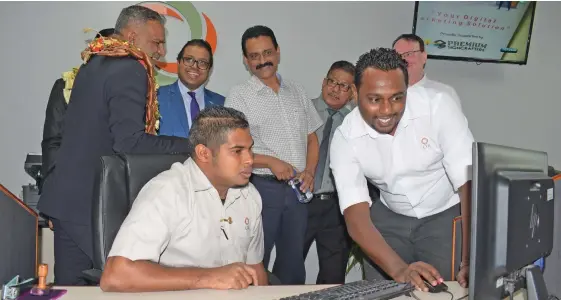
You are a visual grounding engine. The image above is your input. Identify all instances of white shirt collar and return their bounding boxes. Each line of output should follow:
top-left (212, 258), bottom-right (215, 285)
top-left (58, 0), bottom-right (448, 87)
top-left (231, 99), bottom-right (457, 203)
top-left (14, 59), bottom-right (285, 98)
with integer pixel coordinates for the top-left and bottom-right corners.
top-left (410, 74), bottom-right (428, 88)
top-left (249, 73), bottom-right (285, 92)
top-left (185, 158), bottom-right (249, 200)
top-left (177, 80), bottom-right (205, 101)
top-left (346, 107), bottom-right (381, 139)
top-left (346, 90), bottom-right (430, 140)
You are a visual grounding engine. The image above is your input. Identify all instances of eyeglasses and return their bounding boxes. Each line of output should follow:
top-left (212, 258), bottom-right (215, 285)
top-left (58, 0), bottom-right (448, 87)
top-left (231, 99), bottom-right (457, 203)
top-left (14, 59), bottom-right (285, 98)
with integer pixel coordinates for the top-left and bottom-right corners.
top-left (247, 49), bottom-right (275, 61)
top-left (325, 78), bottom-right (351, 92)
top-left (400, 50), bottom-right (422, 58)
top-left (181, 57), bottom-right (210, 70)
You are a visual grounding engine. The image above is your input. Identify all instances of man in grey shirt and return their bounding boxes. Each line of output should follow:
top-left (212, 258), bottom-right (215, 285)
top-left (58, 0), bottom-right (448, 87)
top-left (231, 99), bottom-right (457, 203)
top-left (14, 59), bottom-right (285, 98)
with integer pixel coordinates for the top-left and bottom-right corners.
top-left (304, 61), bottom-right (356, 284)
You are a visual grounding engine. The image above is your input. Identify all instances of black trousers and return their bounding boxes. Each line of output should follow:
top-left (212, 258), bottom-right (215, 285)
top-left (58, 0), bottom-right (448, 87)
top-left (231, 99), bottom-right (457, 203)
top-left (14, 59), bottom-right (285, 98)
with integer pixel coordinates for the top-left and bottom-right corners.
top-left (51, 218), bottom-right (93, 286)
top-left (251, 175), bottom-right (308, 285)
top-left (303, 193), bottom-right (351, 284)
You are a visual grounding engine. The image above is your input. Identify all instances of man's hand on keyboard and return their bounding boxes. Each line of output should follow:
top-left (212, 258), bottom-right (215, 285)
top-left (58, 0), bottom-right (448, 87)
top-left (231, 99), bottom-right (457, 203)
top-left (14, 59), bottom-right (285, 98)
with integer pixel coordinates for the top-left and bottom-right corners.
top-left (394, 262), bottom-right (444, 292)
top-left (206, 262), bottom-right (259, 290)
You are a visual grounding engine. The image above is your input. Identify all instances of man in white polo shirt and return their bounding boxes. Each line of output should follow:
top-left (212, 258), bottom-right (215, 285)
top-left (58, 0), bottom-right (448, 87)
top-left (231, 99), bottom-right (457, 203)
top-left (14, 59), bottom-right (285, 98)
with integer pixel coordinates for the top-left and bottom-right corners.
top-left (330, 48), bottom-right (473, 291)
top-left (392, 33), bottom-right (462, 110)
top-left (100, 106), bottom-right (267, 292)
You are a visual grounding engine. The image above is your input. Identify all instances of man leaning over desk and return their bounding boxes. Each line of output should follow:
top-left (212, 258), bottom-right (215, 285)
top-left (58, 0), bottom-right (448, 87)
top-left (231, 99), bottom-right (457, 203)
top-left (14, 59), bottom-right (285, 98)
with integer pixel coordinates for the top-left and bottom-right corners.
top-left (100, 106), bottom-right (268, 292)
top-left (330, 48), bottom-right (473, 291)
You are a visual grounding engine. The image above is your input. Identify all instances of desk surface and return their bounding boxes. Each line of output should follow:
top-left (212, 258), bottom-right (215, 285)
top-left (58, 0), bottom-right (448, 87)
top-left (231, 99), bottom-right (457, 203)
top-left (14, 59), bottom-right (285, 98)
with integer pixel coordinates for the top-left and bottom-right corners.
top-left (57, 281), bottom-right (471, 300)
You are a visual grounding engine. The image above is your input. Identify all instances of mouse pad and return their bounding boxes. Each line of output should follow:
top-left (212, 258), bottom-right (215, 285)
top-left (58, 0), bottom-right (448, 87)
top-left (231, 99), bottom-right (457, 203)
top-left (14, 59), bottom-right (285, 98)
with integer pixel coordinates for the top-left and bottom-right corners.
top-left (17, 289), bottom-right (67, 300)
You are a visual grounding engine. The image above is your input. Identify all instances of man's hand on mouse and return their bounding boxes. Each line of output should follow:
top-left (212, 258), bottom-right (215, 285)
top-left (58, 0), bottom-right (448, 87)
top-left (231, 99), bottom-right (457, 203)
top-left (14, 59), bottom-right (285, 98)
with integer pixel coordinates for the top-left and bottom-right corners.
top-left (394, 262), bottom-right (444, 292)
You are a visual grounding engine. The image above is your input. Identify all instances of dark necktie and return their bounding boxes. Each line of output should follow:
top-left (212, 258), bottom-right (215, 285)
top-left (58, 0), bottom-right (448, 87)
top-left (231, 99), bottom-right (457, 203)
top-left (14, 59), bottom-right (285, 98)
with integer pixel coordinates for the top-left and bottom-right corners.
top-left (314, 109), bottom-right (336, 191)
top-left (188, 92), bottom-right (200, 125)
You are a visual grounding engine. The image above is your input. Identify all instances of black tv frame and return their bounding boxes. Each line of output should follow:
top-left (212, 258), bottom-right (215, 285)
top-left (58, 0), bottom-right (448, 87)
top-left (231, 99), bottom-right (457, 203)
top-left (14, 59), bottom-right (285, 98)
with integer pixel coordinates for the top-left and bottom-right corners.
top-left (411, 1), bottom-right (537, 65)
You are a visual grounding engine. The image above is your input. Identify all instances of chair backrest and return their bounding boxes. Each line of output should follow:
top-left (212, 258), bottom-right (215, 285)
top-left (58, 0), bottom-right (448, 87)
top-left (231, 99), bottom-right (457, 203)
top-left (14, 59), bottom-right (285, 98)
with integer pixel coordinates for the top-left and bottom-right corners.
top-left (0, 185), bottom-right (38, 284)
top-left (91, 153), bottom-right (190, 270)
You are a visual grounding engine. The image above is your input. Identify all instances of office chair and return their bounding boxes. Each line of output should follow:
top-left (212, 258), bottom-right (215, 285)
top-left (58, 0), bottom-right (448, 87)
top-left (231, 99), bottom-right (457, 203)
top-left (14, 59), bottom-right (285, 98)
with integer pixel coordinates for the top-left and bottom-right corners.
top-left (82, 153), bottom-right (282, 286)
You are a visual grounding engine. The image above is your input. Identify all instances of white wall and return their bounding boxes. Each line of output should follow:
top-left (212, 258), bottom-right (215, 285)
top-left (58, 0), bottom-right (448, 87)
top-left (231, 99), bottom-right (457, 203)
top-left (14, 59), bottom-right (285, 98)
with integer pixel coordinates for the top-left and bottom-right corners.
top-left (1, 1), bottom-right (560, 284)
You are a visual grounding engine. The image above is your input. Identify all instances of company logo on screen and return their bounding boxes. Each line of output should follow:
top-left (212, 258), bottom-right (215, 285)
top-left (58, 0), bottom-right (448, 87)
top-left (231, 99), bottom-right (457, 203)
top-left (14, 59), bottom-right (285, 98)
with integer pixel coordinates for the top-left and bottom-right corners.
top-left (138, 1), bottom-right (218, 82)
top-left (433, 40), bottom-right (446, 49)
top-left (426, 39), bottom-right (487, 52)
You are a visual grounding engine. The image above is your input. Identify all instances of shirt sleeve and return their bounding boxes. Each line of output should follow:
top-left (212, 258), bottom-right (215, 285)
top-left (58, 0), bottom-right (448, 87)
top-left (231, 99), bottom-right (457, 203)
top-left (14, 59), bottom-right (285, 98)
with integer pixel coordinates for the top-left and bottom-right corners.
top-left (433, 92), bottom-right (475, 190)
top-left (445, 86), bottom-right (463, 111)
top-left (224, 87), bottom-right (271, 156)
top-left (224, 87), bottom-right (248, 114)
top-left (329, 129), bottom-right (372, 214)
top-left (108, 180), bottom-right (181, 262)
top-left (246, 186), bottom-right (264, 265)
top-left (106, 58), bottom-right (192, 154)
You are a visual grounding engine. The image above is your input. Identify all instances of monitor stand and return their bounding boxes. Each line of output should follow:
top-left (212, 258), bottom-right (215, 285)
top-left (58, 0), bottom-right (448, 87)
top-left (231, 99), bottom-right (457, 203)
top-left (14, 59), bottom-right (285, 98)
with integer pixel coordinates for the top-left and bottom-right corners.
top-left (525, 265), bottom-right (549, 300)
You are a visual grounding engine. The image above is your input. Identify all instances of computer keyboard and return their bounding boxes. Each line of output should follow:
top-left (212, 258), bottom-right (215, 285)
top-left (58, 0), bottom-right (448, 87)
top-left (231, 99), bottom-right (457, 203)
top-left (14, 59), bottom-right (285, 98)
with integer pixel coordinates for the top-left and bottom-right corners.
top-left (280, 279), bottom-right (415, 300)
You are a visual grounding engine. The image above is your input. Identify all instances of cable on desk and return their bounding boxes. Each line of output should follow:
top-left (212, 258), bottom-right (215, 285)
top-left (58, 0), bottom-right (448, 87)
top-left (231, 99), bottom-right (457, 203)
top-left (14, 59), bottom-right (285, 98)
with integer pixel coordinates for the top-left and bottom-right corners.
top-left (409, 291), bottom-right (454, 300)
top-left (455, 293), bottom-right (468, 300)
top-left (408, 291), bottom-right (422, 300)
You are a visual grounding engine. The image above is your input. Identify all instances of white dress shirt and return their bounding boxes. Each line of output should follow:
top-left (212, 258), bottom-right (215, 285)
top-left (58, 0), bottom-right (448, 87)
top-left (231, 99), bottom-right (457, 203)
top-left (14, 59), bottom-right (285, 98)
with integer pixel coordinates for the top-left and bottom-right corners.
top-left (329, 85), bottom-right (474, 219)
top-left (108, 158), bottom-right (264, 267)
top-left (410, 75), bottom-right (462, 110)
top-left (178, 80), bottom-right (205, 129)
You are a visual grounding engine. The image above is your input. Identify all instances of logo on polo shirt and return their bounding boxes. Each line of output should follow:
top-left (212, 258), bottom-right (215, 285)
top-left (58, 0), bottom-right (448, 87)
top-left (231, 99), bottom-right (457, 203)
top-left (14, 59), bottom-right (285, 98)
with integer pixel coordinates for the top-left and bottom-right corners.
top-left (244, 217), bottom-right (250, 230)
top-left (421, 137), bottom-right (430, 149)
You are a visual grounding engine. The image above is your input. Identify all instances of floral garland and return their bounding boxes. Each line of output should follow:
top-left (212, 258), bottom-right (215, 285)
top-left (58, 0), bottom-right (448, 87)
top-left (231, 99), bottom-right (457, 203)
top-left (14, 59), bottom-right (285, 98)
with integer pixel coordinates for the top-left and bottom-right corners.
top-left (61, 67), bottom-right (79, 104)
top-left (79, 29), bottom-right (160, 134)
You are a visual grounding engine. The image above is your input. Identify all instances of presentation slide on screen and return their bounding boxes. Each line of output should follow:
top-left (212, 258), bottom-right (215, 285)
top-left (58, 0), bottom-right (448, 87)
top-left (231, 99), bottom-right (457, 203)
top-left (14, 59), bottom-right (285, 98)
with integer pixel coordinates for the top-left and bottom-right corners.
top-left (414, 1), bottom-right (535, 63)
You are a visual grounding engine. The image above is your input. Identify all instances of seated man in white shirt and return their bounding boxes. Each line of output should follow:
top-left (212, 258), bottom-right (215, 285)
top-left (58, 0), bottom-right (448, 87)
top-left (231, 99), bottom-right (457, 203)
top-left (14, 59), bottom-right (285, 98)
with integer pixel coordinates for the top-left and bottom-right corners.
top-left (100, 106), bottom-right (268, 292)
top-left (330, 48), bottom-right (473, 291)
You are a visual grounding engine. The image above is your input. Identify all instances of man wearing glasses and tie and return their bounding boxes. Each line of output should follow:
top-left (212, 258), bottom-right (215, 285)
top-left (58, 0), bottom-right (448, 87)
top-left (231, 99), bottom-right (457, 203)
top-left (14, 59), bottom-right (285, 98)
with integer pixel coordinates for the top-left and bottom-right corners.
top-left (303, 61), bottom-right (356, 284)
top-left (158, 39), bottom-right (225, 138)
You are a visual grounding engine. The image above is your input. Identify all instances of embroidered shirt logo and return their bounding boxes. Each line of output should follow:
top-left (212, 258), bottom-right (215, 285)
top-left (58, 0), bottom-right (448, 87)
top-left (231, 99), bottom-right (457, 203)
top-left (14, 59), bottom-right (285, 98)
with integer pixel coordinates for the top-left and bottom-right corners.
top-left (244, 217), bottom-right (250, 230)
top-left (421, 137), bottom-right (429, 149)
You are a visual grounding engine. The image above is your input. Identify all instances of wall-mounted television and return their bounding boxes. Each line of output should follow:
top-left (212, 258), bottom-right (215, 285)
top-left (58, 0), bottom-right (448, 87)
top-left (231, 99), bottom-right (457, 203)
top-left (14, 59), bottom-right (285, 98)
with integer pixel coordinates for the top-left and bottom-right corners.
top-left (412, 1), bottom-right (537, 65)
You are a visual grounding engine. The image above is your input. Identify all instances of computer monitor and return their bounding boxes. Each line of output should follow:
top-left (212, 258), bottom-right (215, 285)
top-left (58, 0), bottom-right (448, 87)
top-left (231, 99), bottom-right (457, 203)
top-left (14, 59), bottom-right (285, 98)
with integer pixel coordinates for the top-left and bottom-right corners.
top-left (470, 142), bottom-right (554, 300)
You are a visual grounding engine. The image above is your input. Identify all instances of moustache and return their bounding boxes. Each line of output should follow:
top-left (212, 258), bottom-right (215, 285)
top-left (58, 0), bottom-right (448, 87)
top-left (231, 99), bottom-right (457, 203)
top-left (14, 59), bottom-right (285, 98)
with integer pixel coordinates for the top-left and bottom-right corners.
top-left (256, 61), bottom-right (273, 70)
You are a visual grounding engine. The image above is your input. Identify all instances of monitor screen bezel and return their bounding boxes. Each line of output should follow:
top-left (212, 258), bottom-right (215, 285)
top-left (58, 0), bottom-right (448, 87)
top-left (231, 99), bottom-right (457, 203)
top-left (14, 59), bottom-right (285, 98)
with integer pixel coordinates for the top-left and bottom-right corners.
top-left (411, 1), bottom-right (537, 65)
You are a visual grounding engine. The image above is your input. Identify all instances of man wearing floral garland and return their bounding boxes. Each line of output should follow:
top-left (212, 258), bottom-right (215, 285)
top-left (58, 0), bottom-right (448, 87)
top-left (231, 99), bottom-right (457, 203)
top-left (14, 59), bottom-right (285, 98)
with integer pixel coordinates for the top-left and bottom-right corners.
top-left (37, 5), bottom-right (192, 286)
top-left (40, 28), bottom-right (115, 199)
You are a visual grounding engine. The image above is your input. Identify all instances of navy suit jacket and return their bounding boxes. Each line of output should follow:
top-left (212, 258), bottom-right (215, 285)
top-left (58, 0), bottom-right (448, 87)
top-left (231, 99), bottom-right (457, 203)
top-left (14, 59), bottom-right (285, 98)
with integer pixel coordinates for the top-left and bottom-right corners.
top-left (38, 56), bottom-right (192, 228)
top-left (158, 80), bottom-right (225, 138)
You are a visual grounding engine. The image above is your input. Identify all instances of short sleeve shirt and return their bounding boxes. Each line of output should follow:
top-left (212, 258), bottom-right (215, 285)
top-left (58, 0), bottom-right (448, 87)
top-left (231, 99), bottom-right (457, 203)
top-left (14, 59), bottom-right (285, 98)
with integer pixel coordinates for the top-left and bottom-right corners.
top-left (224, 74), bottom-right (323, 175)
top-left (108, 158), bottom-right (265, 267)
top-left (330, 86), bottom-right (474, 218)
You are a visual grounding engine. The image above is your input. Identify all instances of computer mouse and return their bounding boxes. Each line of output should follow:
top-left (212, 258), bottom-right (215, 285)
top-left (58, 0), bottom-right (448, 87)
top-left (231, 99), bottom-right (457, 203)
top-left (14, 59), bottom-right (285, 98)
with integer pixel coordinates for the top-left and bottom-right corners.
top-left (422, 279), bottom-right (448, 293)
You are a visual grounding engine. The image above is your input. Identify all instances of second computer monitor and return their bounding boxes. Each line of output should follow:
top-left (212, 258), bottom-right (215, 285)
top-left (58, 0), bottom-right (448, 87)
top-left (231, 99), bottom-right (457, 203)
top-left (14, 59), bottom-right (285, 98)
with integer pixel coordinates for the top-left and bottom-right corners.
top-left (470, 142), bottom-right (554, 300)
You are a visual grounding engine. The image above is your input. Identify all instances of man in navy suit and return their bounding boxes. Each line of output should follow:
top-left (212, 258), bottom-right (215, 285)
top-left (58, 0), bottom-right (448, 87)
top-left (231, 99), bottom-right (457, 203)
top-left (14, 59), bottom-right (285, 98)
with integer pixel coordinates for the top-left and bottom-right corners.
top-left (158, 39), bottom-right (225, 138)
top-left (38, 6), bottom-right (192, 286)
top-left (41, 28), bottom-right (115, 197)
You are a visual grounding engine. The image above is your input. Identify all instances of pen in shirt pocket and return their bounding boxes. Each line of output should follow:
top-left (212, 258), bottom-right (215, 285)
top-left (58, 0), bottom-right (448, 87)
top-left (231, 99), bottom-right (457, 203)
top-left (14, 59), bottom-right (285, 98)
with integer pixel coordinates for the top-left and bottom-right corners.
top-left (221, 226), bottom-right (229, 240)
